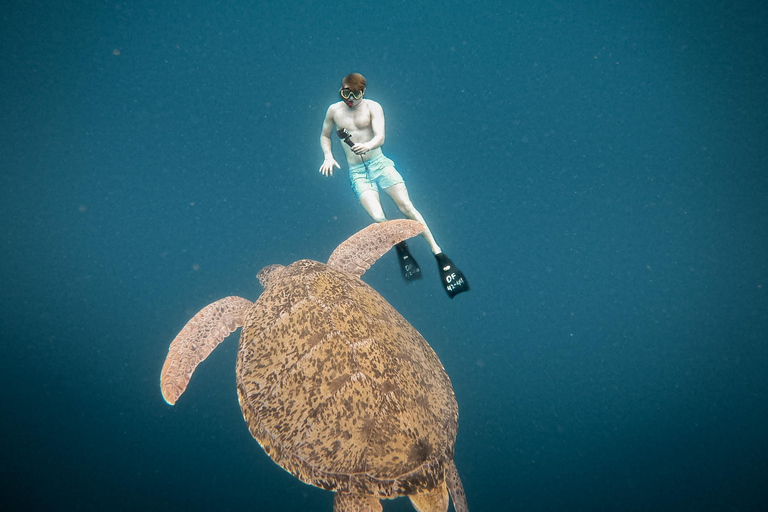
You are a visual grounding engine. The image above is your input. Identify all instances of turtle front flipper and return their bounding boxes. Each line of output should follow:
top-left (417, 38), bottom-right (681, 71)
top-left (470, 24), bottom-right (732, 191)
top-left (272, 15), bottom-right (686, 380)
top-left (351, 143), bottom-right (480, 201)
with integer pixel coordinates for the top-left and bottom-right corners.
top-left (160, 296), bottom-right (252, 405)
top-left (445, 461), bottom-right (469, 512)
top-left (333, 492), bottom-right (382, 512)
top-left (327, 219), bottom-right (425, 277)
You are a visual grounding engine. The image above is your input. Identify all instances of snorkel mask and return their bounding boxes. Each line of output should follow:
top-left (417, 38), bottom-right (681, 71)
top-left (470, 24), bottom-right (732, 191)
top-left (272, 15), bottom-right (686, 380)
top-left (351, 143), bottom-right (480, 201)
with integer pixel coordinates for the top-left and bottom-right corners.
top-left (340, 87), bottom-right (364, 100)
top-left (340, 87), bottom-right (364, 108)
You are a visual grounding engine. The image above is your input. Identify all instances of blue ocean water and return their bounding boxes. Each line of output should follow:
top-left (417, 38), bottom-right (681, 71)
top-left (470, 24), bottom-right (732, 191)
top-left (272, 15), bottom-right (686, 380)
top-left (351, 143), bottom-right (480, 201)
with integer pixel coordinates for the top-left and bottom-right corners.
top-left (1, 0), bottom-right (766, 510)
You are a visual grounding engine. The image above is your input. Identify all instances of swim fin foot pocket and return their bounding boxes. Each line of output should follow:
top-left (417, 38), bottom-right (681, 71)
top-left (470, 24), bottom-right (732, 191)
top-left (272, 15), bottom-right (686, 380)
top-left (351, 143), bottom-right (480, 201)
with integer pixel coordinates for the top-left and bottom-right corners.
top-left (395, 241), bottom-right (423, 281)
top-left (435, 252), bottom-right (470, 298)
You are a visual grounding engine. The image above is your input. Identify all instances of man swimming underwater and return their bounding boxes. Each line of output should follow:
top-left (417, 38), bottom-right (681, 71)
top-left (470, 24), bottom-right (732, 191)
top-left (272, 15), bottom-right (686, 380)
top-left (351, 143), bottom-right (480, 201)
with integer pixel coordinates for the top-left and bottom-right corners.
top-left (319, 72), bottom-right (469, 298)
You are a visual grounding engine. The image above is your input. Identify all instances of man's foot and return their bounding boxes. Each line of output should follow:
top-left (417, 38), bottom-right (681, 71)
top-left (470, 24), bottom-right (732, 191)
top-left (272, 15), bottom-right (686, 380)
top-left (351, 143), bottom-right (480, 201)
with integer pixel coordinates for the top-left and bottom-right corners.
top-left (435, 252), bottom-right (470, 298)
top-left (395, 241), bottom-right (423, 281)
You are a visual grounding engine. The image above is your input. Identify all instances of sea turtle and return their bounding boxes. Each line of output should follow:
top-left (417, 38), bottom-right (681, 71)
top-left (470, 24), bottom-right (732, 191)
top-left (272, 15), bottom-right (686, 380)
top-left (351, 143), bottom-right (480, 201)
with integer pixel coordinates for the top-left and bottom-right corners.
top-left (160, 220), bottom-right (468, 512)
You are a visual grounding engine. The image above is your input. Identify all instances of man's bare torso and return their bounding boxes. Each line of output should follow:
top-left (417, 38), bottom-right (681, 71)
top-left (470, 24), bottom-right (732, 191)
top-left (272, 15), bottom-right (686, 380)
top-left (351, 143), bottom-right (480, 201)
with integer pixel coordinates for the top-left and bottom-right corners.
top-left (329, 99), bottom-right (384, 166)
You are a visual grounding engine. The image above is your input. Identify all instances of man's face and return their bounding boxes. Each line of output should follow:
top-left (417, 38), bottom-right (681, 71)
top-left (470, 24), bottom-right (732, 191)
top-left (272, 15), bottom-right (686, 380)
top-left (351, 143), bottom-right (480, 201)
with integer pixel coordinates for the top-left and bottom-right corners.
top-left (340, 85), bottom-right (364, 108)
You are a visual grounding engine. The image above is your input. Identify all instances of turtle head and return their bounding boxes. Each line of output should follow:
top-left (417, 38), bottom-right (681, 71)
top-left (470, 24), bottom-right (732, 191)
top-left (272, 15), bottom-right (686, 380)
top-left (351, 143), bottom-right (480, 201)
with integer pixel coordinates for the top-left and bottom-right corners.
top-left (257, 264), bottom-right (286, 290)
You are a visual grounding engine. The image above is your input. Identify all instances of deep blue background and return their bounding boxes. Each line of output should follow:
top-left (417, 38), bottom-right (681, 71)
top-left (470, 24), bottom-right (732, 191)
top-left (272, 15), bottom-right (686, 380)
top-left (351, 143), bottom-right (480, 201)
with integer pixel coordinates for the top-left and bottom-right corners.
top-left (2, 1), bottom-right (766, 511)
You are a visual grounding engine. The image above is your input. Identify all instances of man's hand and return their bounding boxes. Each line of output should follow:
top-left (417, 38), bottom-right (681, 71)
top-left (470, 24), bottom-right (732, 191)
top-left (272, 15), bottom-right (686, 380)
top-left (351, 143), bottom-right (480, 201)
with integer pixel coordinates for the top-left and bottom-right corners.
top-left (351, 142), bottom-right (372, 155)
top-left (320, 157), bottom-right (340, 177)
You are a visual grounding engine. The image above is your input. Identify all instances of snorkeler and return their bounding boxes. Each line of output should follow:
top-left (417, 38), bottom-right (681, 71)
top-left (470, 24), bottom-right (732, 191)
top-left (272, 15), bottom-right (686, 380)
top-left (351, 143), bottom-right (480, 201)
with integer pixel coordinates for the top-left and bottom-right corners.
top-left (319, 73), bottom-right (469, 298)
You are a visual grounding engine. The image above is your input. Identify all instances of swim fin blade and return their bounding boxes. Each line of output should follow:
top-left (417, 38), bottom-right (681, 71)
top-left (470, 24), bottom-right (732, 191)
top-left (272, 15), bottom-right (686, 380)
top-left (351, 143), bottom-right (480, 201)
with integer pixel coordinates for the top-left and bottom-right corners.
top-left (435, 253), bottom-right (470, 298)
top-left (395, 241), bottom-right (423, 281)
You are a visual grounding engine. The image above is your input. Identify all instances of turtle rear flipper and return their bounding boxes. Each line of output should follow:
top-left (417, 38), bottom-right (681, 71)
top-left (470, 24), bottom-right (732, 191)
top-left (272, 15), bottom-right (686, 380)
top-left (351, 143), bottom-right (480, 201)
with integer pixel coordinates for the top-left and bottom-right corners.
top-left (333, 492), bottom-right (382, 512)
top-left (409, 480), bottom-right (449, 512)
top-left (445, 461), bottom-right (468, 512)
top-left (160, 296), bottom-right (252, 405)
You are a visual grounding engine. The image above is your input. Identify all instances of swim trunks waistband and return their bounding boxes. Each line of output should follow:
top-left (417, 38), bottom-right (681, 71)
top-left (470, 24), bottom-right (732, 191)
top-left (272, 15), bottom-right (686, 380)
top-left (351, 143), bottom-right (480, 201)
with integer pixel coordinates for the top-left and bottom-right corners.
top-left (348, 153), bottom-right (388, 172)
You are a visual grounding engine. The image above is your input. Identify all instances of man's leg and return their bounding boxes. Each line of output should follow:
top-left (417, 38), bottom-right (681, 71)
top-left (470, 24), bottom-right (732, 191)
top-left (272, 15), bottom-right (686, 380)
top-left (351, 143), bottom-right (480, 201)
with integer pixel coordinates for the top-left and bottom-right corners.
top-left (360, 188), bottom-right (422, 281)
top-left (358, 190), bottom-right (387, 223)
top-left (383, 183), bottom-right (442, 254)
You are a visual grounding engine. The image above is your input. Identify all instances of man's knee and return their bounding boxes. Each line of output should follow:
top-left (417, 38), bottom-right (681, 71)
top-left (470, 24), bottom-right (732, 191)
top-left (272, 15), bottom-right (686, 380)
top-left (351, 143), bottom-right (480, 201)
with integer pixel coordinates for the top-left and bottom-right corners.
top-left (397, 200), bottom-right (416, 216)
top-left (370, 211), bottom-right (387, 223)
top-left (362, 200), bottom-right (387, 222)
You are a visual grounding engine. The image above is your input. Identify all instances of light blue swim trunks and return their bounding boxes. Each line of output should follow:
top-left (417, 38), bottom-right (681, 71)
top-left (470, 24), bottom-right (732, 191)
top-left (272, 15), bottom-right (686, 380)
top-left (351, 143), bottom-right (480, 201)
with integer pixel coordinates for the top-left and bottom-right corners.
top-left (348, 153), bottom-right (405, 199)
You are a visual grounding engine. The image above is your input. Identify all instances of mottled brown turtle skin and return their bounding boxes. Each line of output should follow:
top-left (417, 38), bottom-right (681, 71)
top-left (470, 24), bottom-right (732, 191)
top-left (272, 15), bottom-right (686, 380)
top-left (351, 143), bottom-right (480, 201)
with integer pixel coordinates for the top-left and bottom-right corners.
top-left (160, 220), bottom-right (468, 512)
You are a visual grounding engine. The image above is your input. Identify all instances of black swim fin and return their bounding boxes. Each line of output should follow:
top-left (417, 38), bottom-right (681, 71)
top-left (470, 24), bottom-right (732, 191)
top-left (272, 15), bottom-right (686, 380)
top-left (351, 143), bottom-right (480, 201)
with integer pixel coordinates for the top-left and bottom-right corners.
top-left (435, 252), bottom-right (470, 298)
top-left (395, 241), bottom-right (423, 282)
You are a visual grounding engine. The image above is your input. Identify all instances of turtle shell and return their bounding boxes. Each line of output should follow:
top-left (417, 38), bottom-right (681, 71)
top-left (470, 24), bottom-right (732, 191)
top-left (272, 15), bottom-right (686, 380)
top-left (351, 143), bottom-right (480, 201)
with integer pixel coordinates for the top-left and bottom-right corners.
top-left (236, 259), bottom-right (458, 497)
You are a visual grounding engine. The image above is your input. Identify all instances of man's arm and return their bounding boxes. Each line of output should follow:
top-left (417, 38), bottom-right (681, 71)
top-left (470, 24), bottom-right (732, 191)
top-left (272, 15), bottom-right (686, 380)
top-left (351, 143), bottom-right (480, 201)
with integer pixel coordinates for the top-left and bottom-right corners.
top-left (319, 106), bottom-right (340, 177)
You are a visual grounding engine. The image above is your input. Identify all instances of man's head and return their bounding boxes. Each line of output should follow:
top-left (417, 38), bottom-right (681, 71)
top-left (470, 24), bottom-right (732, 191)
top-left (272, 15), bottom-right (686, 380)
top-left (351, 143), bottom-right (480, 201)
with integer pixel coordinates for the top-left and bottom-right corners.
top-left (340, 73), bottom-right (366, 107)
